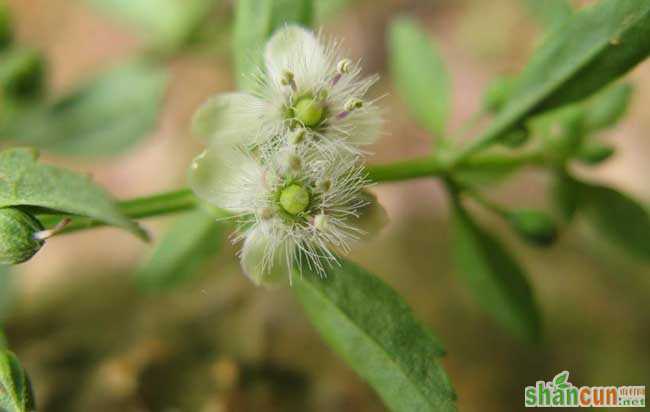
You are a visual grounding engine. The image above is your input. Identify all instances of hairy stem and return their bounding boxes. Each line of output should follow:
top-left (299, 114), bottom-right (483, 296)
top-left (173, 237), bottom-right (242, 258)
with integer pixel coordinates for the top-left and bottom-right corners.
top-left (42, 150), bottom-right (544, 235)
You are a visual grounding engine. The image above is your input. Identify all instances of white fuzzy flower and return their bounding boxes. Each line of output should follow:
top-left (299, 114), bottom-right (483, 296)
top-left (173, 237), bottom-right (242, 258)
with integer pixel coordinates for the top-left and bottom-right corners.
top-left (189, 141), bottom-right (386, 286)
top-left (192, 25), bottom-right (382, 154)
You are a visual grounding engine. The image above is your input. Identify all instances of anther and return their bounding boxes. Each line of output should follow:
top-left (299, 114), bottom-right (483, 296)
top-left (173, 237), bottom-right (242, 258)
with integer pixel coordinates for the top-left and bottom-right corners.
top-left (289, 128), bottom-right (306, 145)
top-left (314, 213), bottom-right (330, 231)
top-left (280, 70), bottom-right (297, 91)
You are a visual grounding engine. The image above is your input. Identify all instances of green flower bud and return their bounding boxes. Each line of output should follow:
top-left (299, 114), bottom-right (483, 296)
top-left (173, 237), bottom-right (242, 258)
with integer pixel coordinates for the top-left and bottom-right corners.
top-left (576, 143), bottom-right (615, 165)
top-left (0, 208), bottom-right (44, 265)
top-left (0, 1), bottom-right (12, 51)
top-left (506, 209), bottom-right (558, 247)
top-left (0, 48), bottom-right (46, 100)
top-left (293, 96), bottom-right (325, 128)
top-left (483, 75), bottom-right (515, 113)
top-left (279, 184), bottom-right (310, 215)
top-left (499, 126), bottom-right (530, 148)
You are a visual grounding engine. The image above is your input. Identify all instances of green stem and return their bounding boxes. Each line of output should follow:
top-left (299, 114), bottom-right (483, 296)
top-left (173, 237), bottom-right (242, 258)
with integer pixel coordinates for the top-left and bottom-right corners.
top-left (43, 150), bottom-right (544, 235)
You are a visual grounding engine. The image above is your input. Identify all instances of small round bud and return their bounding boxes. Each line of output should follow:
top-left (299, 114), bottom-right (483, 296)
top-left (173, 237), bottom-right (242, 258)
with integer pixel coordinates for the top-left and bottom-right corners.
top-left (293, 96), bottom-right (325, 128)
top-left (344, 98), bottom-right (363, 112)
top-left (506, 209), bottom-right (558, 247)
top-left (314, 213), bottom-right (329, 231)
top-left (0, 1), bottom-right (12, 51)
top-left (0, 48), bottom-right (46, 100)
top-left (0, 207), bottom-right (45, 265)
top-left (577, 143), bottom-right (615, 165)
top-left (279, 184), bottom-right (310, 215)
top-left (483, 75), bottom-right (514, 113)
top-left (337, 58), bottom-right (352, 74)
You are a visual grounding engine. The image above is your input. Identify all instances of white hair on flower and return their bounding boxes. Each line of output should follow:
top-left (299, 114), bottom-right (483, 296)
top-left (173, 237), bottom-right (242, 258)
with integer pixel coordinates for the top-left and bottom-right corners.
top-left (189, 139), bottom-right (378, 286)
top-left (192, 25), bottom-right (383, 154)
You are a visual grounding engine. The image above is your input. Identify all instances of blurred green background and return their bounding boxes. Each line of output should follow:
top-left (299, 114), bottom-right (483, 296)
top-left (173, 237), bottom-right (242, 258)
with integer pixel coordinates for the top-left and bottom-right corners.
top-left (2, 0), bottom-right (649, 410)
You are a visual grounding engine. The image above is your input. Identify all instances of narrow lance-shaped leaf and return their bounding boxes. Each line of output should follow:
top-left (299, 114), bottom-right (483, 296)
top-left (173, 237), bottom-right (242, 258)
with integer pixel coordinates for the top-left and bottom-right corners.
top-left (233, 0), bottom-right (314, 90)
top-left (581, 184), bottom-right (650, 261)
top-left (0, 350), bottom-right (35, 412)
top-left (0, 148), bottom-right (146, 240)
top-left (1, 61), bottom-right (168, 157)
top-left (462, 0), bottom-right (650, 156)
top-left (295, 258), bottom-right (456, 412)
top-left (136, 209), bottom-right (223, 292)
top-left (450, 196), bottom-right (541, 342)
top-left (388, 18), bottom-right (450, 136)
top-left (86, 0), bottom-right (215, 50)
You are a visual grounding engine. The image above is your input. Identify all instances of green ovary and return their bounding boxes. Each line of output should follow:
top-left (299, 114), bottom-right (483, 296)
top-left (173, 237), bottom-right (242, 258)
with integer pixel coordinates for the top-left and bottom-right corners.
top-left (279, 184), bottom-right (310, 215)
top-left (293, 96), bottom-right (325, 127)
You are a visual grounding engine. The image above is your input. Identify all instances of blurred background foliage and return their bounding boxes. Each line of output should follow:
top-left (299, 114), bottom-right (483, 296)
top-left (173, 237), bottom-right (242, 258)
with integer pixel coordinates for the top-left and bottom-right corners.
top-left (0, 0), bottom-right (648, 410)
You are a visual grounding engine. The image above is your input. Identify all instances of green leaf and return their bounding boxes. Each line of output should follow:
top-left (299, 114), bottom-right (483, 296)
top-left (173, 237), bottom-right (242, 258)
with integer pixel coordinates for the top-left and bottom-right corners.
top-left (136, 209), bottom-right (222, 292)
top-left (86, 0), bottom-right (215, 50)
top-left (582, 184), bottom-right (650, 261)
top-left (0, 350), bottom-right (35, 412)
top-left (295, 259), bottom-right (456, 412)
top-left (233, 0), bottom-right (314, 90)
top-left (521, 0), bottom-right (572, 28)
top-left (451, 197), bottom-right (541, 342)
top-left (0, 148), bottom-right (146, 240)
top-left (466, 0), bottom-right (650, 155)
top-left (2, 61), bottom-right (168, 156)
top-left (583, 83), bottom-right (633, 132)
top-left (388, 18), bottom-right (450, 136)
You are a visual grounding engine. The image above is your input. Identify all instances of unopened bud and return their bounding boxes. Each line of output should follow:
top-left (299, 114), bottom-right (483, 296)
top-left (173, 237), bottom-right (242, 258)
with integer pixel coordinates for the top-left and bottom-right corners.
top-left (0, 207), bottom-right (45, 265)
top-left (506, 209), bottom-right (558, 247)
top-left (483, 75), bottom-right (515, 113)
top-left (576, 143), bottom-right (615, 165)
top-left (0, 48), bottom-right (46, 100)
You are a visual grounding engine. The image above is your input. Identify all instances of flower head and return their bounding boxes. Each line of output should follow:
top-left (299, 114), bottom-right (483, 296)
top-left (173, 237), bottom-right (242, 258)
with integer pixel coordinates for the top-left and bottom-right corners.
top-left (192, 25), bottom-right (382, 154)
top-left (190, 141), bottom-right (384, 286)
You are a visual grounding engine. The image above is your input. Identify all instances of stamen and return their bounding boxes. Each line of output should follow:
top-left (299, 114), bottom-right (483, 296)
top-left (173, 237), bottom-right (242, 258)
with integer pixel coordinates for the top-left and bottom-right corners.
top-left (337, 59), bottom-right (352, 74)
top-left (33, 218), bottom-right (72, 241)
top-left (280, 70), bottom-right (297, 91)
top-left (289, 128), bottom-right (306, 145)
top-left (338, 98), bottom-right (364, 119)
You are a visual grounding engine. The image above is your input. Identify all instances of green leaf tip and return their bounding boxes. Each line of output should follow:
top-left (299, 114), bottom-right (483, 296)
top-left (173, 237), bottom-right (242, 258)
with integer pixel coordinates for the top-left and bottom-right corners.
top-left (0, 147), bottom-right (147, 240)
top-left (295, 258), bottom-right (457, 412)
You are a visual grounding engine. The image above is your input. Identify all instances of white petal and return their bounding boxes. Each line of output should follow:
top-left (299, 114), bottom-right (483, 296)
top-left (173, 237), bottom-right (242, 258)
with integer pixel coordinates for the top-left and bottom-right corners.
top-left (192, 92), bottom-right (267, 146)
top-left (188, 146), bottom-right (263, 213)
top-left (265, 25), bottom-right (327, 91)
top-left (240, 225), bottom-right (293, 287)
